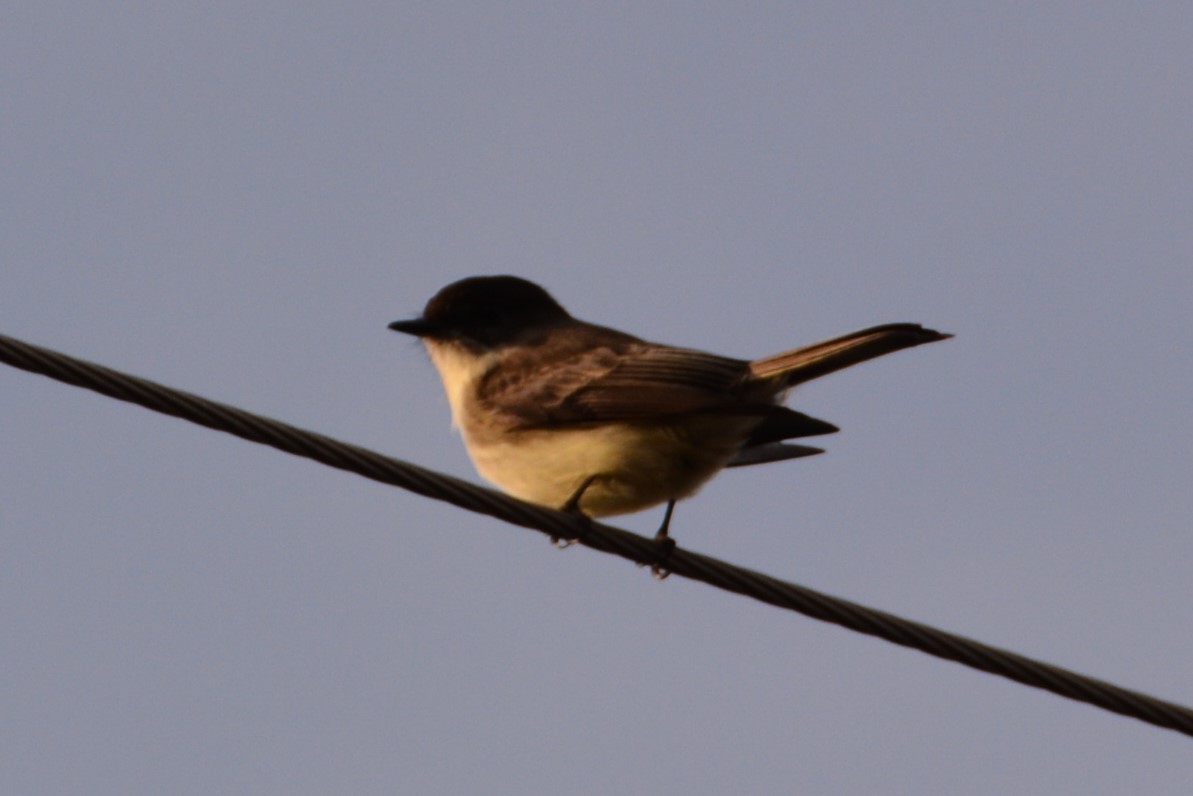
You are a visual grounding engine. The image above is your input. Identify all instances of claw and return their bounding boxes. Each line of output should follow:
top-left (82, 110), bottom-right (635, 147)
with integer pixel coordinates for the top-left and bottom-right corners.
top-left (651, 529), bottom-right (676, 579)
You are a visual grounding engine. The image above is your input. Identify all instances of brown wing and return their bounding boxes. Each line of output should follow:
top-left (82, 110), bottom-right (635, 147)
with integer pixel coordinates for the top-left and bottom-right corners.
top-left (476, 324), bottom-right (765, 427)
top-left (561, 345), bottom-right (755, 419)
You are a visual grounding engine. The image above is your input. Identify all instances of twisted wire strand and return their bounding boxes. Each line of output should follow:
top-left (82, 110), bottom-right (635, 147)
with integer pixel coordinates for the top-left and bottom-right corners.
top-left (3, 331), bottom-right (1191, 738)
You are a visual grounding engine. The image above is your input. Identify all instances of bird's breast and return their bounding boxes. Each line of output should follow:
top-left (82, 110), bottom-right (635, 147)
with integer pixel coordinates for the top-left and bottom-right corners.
top-left (462, 416), bottom-right (757, 517)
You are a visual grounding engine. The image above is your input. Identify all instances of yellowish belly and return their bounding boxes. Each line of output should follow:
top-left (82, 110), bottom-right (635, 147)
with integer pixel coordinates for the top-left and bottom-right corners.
top-left (462, 419), bottom-right (750, 517)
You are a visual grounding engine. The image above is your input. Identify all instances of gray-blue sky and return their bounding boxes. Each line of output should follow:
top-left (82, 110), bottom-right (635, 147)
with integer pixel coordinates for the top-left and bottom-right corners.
top-left (4, 4), bottom-right (1192, 793)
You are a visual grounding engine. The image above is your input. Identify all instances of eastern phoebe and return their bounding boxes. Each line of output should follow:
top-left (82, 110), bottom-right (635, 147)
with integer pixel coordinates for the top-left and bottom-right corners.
top-left (389, 276), bottom-right (949, 540)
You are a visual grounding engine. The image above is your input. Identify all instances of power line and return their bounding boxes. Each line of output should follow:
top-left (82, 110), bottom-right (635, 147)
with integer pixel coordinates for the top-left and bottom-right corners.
top-left (3, 331), bottom-right (1192, 739)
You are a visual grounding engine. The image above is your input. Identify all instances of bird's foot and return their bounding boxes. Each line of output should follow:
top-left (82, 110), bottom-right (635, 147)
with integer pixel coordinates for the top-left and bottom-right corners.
top-left (551, 475), bottom-right (599, 548)
top-left (637, 500), bottom-right (677, 579)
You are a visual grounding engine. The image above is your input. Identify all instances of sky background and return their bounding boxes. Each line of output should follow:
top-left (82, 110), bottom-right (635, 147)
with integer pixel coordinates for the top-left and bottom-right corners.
top-left (4, 3), bottom-right (1192, 793)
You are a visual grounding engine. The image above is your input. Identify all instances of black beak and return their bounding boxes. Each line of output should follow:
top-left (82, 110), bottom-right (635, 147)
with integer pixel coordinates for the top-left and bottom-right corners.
top-left (387, 318), bottom-right (437, 337)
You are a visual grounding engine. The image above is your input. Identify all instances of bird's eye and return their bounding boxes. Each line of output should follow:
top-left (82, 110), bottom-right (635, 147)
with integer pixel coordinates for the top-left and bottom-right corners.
top-left (471, 305), bottom-right (501, 327)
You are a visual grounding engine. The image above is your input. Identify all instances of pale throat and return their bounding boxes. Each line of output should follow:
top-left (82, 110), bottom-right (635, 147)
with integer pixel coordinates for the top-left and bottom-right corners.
top-left (423, 340), bottom-right (499, 430)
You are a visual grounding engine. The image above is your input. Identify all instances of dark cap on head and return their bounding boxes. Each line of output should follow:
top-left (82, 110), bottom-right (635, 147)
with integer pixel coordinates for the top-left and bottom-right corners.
top-left (388, 276), bottom-right (572, 345)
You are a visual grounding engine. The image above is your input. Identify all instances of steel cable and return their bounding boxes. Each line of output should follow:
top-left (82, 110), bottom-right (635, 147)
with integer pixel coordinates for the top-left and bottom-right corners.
top-left (3, 331), bottom-right (1191, 738)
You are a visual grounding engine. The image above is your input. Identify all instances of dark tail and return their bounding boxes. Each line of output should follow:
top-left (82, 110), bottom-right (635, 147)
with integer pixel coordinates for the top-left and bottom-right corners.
top-left (749, 324), bottom-right (951, 388)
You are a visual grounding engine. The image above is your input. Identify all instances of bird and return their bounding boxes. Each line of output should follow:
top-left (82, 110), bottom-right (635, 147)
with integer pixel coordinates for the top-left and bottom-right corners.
top-left (389, 275), bottom-right (949, 544)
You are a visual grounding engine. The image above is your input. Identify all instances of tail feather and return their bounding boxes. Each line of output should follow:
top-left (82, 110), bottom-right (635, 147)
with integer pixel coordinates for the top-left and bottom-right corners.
top-left (749, 324), bottom-right (951, 388)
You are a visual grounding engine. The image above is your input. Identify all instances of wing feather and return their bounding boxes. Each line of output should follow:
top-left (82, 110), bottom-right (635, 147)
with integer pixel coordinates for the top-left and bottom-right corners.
top-left (476, 331), bottom-right (759, 426)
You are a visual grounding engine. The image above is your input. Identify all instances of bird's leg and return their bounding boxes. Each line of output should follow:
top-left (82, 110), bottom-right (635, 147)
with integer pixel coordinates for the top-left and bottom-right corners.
top-left (655, 499), bottom-right (677, 541)
top-left (552, 474), bottom-right (599, 548)
top-left (650, 500), bottom-right (678, 579)
top-left (561, 474), bottom-right (598, 514)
